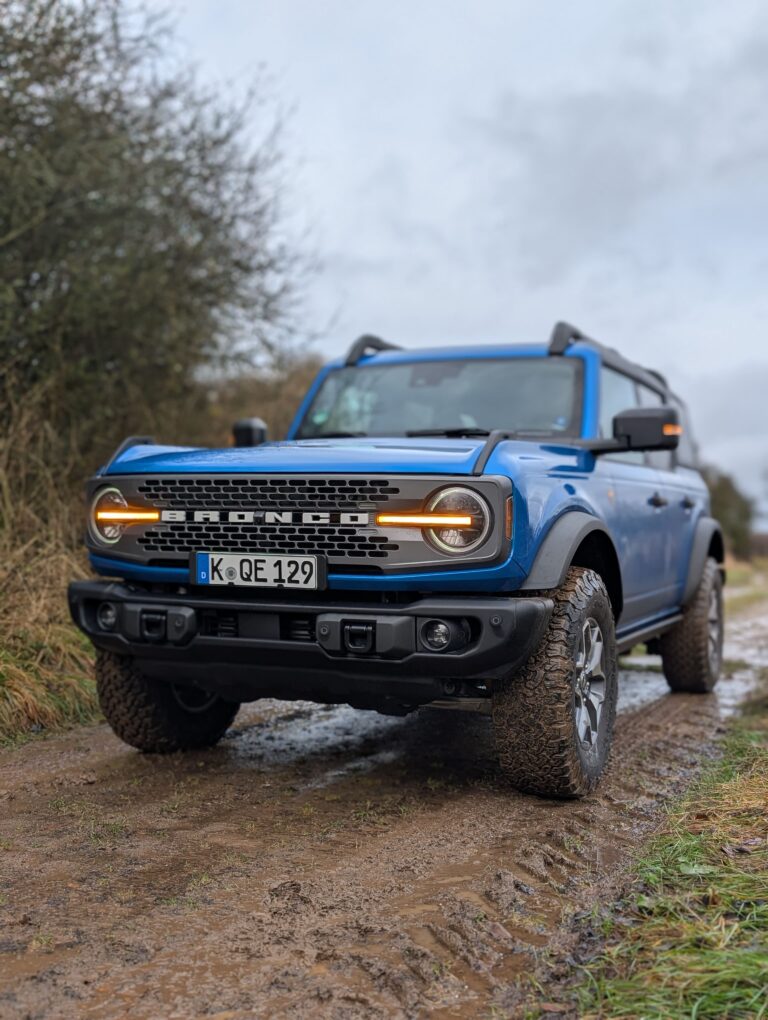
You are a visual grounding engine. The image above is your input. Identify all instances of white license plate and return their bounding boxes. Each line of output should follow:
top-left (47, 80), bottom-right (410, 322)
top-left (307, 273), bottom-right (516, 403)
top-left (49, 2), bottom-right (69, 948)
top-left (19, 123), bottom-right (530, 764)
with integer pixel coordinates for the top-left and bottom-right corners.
top-left (193, 552), bottom-right (322, 589)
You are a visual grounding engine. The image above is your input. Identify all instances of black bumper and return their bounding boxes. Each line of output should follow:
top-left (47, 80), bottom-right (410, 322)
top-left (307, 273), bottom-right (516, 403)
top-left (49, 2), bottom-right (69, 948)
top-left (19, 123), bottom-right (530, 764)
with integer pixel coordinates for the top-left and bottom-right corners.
top-left (68, 581), bottom-right (553, 711)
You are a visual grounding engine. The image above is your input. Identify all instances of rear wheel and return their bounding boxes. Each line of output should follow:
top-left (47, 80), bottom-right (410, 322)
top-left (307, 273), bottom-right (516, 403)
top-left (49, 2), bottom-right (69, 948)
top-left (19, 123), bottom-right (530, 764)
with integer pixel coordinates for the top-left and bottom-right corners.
top-left (491, 567), bottom-right (618, 798)
top-left (96, 650), bottom-right (240, 752)
top-left (660, 557), bottom-right (723, 693)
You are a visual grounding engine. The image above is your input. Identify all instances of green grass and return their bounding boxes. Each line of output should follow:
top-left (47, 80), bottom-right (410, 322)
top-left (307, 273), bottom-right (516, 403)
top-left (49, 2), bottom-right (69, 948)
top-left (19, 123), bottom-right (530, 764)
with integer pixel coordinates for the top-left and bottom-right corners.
top-left (725, 587), bottom-right (768, 615)
top-left (579, 695), bottom-right (768, 1020)
top-left (724, 556), bottom-right (768, 616)
top-left (725, 562), bottom-right (759, 588)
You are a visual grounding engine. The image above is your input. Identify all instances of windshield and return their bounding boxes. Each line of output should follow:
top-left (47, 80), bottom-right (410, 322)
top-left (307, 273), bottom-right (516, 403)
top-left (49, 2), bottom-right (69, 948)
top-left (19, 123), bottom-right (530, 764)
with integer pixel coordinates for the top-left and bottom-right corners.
top-left (296, 357), bottom-right (583, 438)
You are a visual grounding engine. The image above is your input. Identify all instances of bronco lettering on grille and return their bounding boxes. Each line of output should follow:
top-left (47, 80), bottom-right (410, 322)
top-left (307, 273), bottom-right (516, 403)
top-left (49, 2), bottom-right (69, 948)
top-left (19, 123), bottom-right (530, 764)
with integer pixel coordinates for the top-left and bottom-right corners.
top-left (159, 510), bottom-right (371, 526)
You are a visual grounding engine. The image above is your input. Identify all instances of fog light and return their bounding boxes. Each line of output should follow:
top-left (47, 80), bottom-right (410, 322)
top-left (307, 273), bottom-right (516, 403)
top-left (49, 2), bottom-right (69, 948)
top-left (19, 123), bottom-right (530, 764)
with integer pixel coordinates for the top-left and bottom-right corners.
top-left (97, 602), bottom-right (118, 631)
top-left (420, 618), bottom-right (470, 653)
top-left (423, 620), bottom-right (451, 650)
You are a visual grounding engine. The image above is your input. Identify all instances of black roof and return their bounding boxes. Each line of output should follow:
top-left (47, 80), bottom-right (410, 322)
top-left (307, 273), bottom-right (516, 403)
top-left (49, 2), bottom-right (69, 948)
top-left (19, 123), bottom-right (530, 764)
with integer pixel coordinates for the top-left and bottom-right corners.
top-left (548, 321), bottom-right (676, 401)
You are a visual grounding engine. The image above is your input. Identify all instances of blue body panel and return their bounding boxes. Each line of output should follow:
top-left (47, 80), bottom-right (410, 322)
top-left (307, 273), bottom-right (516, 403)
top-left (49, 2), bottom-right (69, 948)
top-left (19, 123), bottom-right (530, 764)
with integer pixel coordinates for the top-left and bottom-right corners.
top-left (91, 341), bottom-right (707, 625)
top-left (105, 437), bottom-right (488, 477)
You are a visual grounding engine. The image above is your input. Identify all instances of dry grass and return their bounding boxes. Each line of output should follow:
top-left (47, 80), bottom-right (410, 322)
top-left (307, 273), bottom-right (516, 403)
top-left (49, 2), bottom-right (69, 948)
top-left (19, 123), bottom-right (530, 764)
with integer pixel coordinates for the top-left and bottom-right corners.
top-left (0, 387), bottom-right (99, 743)
top-left (0, 358), bottom-right (322, 743)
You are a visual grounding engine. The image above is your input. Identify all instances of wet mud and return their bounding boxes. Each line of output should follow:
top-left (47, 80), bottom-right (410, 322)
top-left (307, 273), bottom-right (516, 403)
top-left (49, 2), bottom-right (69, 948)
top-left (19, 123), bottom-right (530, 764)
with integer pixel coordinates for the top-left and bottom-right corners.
top-left (1, 608), bottom-right (766, 1019)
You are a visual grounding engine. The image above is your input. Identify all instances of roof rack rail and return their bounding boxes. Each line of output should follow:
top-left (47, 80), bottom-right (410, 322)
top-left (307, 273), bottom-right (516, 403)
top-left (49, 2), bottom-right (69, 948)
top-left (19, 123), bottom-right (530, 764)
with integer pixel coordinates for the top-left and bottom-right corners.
top-left (549, 322), bottom-right (672, 398)
top-left (548, 321), bottom-right (598, 355)
top-left (645, 367), bottom-right (669, 390)
top-left (344, 334), bottom-right (401, 366)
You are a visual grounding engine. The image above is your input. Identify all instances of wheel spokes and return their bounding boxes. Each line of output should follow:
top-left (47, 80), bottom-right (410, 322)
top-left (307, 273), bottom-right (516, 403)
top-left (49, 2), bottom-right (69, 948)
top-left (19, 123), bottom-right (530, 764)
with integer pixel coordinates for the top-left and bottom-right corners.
top-left (707, 589), bottom-right (722, 672)
top-left (575, 617), bottom-right (607, 748)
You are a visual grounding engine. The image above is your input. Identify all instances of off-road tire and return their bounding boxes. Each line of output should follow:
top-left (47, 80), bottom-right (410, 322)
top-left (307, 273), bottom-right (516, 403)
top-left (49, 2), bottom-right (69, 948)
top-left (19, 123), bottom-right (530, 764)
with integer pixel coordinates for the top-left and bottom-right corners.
top-left (660, 557), bottom-right (723, 693)
top-left (491, 567), bottom-right (618, 798)
top-left (96, 650), bottom-right (240, 752)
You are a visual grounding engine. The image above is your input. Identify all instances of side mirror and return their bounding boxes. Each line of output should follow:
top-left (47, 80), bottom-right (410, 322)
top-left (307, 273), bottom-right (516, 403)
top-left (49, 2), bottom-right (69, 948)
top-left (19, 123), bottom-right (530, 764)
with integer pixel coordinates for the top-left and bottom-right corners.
top-left (232, 417), bottom-right (268, 447)
top-left (613, 406), bottom-right (681, 451)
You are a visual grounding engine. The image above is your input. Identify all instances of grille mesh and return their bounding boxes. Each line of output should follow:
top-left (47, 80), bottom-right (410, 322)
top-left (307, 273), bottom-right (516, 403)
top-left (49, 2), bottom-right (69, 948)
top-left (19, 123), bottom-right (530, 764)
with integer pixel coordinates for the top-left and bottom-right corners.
top-left (136, 477), bottom-right (401, 510)
top-left (138, 522), bottom-right (398, 558)
top-left (134, 476), bottom-right (402, 560)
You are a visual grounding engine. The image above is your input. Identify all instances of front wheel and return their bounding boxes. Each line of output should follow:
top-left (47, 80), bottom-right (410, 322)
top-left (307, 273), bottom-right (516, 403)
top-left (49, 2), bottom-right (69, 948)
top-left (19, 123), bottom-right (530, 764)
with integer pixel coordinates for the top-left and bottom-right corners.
top-left (491, 567), bottom-right (618, 798)
top-left (96, 651), bottom-right (240, 752)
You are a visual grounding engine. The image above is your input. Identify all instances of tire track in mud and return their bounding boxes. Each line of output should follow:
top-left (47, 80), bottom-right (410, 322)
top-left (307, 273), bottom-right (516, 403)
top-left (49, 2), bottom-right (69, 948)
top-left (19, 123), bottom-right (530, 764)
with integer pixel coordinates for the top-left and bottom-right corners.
top-left (0, 610), bottom-right (765, 1020)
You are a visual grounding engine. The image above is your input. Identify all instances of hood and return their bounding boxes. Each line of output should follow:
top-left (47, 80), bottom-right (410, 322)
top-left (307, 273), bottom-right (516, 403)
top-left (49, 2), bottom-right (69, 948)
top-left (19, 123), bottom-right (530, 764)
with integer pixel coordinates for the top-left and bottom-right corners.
top-left (104, 437), bottom-right (490, 476)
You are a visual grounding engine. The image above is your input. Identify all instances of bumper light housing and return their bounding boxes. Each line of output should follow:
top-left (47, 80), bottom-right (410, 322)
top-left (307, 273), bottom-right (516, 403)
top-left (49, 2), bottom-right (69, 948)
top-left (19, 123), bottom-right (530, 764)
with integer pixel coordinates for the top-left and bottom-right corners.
top-left (419, 617), bottom-right (470, 653)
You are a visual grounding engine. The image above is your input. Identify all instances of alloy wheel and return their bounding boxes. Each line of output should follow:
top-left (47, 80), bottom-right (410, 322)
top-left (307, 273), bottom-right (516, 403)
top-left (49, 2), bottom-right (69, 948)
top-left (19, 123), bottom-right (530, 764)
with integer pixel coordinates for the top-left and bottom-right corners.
top-left (574, 617), bottom-right (607, 748)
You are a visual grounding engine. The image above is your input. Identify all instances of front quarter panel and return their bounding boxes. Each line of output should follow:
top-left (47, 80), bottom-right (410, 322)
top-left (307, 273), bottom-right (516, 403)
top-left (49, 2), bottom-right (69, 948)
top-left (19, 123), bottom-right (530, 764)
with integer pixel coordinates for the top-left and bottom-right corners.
top-left (483, 440), bottom-right (612, 586)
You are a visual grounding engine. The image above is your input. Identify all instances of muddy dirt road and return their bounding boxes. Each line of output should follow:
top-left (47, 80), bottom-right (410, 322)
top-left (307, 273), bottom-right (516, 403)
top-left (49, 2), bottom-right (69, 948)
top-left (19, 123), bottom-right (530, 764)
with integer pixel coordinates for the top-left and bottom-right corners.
top-left (1, 609), bottom-right (766, 1020)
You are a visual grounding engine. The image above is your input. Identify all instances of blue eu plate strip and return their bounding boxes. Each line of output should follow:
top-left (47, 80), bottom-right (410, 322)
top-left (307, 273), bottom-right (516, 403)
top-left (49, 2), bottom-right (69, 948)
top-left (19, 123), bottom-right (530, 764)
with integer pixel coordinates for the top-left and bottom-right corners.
top-left (195, 552), bottom-right (210, 585)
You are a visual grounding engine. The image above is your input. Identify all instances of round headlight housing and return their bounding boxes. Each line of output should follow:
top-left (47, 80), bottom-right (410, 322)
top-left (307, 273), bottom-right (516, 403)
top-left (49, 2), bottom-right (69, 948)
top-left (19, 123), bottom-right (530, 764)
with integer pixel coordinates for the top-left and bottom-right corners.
top-left (90, 487), bottom-right (129, 545)
top-left (425, 486), bottom-right (491, 554)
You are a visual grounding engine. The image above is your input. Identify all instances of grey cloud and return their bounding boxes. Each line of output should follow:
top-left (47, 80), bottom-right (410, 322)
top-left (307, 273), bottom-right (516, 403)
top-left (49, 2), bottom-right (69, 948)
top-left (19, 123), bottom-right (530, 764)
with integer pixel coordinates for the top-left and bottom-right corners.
top-left (682, 363), bottom-right (768, 520)
top-left (687, 364), bottom-right (768, 445)
top-left (467, 32), bottom-right (768, 284)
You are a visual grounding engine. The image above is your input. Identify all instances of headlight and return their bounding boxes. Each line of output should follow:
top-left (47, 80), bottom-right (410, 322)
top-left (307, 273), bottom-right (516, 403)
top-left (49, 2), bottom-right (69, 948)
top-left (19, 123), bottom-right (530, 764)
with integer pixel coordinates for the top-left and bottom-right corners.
top-left (90, 487), bottom-right (159, 545)
top-left (425, 486), bottom-right (491, 554)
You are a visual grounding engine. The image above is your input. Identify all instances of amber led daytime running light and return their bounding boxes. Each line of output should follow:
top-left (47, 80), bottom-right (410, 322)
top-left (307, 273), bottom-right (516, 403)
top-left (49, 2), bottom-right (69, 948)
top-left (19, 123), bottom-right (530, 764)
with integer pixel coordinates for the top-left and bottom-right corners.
top-left (375, 512), bottom-right (474, 528)
top-left (95, 509), bottom-right (160, 523)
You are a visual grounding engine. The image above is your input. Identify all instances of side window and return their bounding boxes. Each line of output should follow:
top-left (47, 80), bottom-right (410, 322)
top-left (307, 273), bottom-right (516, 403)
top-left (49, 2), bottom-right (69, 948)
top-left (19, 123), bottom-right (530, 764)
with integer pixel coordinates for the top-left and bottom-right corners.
top-left (670, 397), bottom-right (698, 467)
top-left (637, 383), bottom-right (672, 470)
top-left (599, 367), bottom-right (644, 463)
top-left (599, 368), bottom-right (638, 437)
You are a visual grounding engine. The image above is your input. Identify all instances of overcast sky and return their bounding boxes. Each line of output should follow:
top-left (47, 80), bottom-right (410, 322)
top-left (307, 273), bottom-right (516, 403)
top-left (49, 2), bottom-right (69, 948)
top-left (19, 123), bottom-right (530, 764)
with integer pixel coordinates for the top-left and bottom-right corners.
top-left (164, 0), bottom-right (768, 521)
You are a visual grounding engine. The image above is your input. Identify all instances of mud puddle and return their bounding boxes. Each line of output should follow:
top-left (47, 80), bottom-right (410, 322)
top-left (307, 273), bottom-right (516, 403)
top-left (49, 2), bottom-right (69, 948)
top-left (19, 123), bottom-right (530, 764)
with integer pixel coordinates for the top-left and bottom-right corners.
top-left (1, 606), bottom-right (766, 1019)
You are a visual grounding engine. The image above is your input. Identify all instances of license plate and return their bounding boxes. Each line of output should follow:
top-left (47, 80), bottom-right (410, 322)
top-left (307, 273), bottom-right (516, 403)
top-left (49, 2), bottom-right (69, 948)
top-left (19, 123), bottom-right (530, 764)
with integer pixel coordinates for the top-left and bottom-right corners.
top-left (193, 552), bottom-right (323, 589)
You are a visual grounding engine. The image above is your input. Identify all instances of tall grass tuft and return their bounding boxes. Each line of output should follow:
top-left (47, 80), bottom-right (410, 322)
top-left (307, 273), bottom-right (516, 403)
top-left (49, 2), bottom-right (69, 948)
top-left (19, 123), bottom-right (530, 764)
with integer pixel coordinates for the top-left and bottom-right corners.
top-left (0, 380), bottom-right (99, 743)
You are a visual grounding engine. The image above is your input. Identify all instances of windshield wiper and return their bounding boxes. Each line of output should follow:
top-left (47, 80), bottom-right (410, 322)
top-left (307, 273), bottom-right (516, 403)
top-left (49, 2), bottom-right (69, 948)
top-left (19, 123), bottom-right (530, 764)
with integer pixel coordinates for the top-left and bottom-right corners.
top-left (304, 431), bottom-right (368, 439)
top-left (406, 427), bottom-right (492, 437)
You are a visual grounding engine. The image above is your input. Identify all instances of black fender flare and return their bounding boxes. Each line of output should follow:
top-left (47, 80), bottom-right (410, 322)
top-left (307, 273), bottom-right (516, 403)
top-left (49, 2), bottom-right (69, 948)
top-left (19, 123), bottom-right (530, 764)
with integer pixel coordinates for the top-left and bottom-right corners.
top-left (520, 512), bottom-right (615, 591)
top-left (683, 516), bottom-right (725, 605)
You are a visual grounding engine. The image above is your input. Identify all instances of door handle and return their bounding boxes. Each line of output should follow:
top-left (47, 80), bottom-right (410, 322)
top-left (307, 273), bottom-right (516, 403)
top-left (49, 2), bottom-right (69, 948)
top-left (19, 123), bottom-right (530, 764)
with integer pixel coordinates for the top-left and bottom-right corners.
top-left (681, 496), bottom-right (696, 510)
top-left (648, 491), bottom-right (668, 508)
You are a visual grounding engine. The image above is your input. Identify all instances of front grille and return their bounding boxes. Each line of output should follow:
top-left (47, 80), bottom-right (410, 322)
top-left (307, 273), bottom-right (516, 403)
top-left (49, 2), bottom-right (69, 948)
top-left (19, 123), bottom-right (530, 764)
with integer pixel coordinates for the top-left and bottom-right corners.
top-left (138, 522), bottom-right (399, 558)
top-left (134, 475), bottom-right (401, 560)
top-left (136, 477), bottom-right (401, 510)
top-left (91, 473), bottom-right (507, 573)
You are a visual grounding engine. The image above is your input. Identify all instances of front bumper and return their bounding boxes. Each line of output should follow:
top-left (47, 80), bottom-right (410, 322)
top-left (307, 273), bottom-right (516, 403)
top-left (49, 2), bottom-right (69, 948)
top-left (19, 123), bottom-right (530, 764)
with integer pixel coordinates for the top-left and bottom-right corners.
top-left (68, 581), bottom-right (552, 711)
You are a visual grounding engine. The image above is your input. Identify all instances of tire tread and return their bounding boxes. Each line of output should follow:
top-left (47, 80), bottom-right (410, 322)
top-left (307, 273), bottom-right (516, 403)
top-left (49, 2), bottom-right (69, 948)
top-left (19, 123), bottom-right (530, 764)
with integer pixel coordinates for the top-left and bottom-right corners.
top-left (660, 557), bottom-right (722, 693)
top-left (491, 567), bottom-right (618, 798)
top-left (96, 650), bottom-right (239, 752)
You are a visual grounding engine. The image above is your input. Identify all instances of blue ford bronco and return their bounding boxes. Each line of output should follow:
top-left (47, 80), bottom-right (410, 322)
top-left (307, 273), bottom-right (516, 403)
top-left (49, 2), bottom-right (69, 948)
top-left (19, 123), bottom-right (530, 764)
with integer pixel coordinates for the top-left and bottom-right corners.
top-left (69, 322), bottom-right (725, 797)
